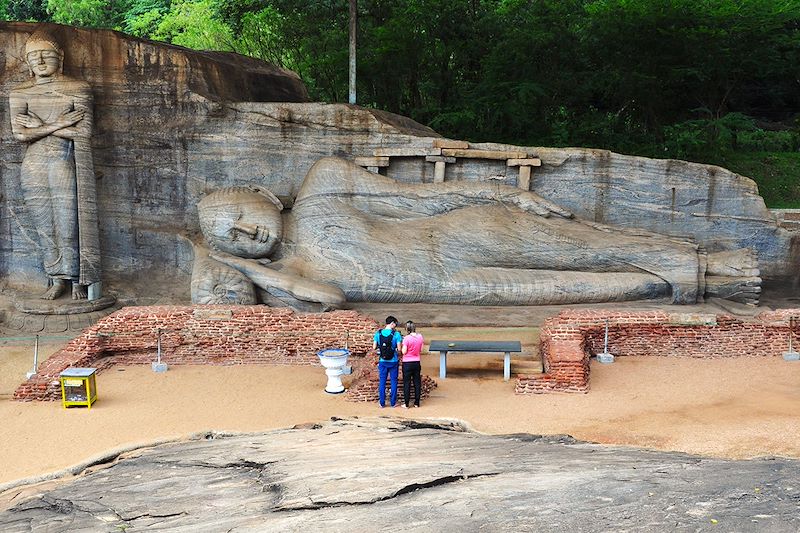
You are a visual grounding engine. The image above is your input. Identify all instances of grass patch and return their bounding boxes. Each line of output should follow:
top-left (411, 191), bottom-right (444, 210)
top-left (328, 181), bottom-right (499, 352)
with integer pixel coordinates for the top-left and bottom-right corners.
top-left (708, 152), bottom-right (800, 208)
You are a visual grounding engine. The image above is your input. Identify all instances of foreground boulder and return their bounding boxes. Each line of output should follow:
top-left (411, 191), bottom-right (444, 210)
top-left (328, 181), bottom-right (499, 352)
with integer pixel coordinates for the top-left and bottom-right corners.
top-left (0, 418), bottom-right (797, 531)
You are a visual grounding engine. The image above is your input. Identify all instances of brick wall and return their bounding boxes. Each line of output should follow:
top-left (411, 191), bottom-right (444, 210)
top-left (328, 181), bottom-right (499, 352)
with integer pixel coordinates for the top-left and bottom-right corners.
top-left (346, 352), bottom-right (438, 403)
top-left (14, 306), bottom-right (379, 401)
top-left (516, 308), bottom-right (800, 394)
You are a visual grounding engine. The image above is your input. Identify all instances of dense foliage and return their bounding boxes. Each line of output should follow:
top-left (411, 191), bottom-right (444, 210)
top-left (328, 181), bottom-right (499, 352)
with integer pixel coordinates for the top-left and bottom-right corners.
top-left (5, 0), bottom-right (800, 205)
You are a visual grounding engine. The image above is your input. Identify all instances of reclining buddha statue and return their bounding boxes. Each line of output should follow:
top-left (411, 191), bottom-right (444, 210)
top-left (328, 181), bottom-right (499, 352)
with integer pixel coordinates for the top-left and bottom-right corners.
top-left (192, 157), bottom-right (760, 308)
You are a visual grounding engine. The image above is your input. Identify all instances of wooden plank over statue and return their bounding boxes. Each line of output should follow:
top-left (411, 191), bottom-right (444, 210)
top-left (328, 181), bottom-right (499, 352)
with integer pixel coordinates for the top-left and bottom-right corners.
top-left (507, 158), bottom-right (542, 167)
top-left (354, 156), bottom-right (390, 167)
top-left (441, 148), bottom-right (528, 159)
top-left (373, 147), bottom-right (442, 157)
top-left (432, 139), bottom-right (469, 149)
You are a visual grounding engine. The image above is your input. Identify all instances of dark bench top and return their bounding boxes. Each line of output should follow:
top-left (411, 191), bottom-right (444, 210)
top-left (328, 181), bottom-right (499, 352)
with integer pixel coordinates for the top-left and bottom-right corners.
top-left (428, 340), bottom-right (522, 353)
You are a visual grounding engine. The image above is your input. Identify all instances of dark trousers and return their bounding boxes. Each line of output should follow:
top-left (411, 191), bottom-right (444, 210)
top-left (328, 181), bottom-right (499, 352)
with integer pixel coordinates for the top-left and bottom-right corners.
top-left (403, 361), bottom-right (422, 407)
top-left (378, 361), bottom-right (399, 407)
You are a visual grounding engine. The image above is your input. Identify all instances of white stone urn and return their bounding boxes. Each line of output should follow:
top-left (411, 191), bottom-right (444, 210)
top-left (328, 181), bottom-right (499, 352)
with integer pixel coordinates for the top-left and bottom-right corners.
top-left (317, 348), bottom-right (351, 394)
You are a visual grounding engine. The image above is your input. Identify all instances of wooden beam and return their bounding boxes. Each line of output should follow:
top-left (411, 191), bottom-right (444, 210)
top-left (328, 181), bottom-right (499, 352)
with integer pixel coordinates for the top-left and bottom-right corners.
top-left (354, 156), bottom-right (390, 167)
top-left (432, 139), bottom-right (469, 149)
top-left (441, 148), bottom-right (528, 160)
top-left (425, 155), bottom-right (457, 163)
top-left (373, 147), bottom-right (442, 157)
top-left (507, 158), bottom-right (542, 167)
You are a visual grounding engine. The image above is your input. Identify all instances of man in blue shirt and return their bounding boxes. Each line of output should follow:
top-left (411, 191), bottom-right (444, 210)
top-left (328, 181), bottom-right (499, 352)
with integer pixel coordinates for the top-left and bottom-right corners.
top-left (373, 315), bottom-right (402, 407)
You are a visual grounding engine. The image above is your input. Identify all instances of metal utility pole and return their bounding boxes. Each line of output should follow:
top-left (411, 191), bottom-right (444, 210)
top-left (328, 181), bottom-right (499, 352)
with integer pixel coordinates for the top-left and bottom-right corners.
top-left (349, 0), bottom-right (357, 104)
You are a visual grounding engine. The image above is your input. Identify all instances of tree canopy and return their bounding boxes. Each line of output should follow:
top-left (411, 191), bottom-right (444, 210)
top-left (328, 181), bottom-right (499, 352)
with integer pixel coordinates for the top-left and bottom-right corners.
top-left (5, 0), bottom-right (800, 205)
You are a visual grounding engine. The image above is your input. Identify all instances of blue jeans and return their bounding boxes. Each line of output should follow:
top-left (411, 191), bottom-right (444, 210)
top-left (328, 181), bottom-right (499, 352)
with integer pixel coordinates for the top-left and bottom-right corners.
top-left (378, 360), bottom-right (399, 407)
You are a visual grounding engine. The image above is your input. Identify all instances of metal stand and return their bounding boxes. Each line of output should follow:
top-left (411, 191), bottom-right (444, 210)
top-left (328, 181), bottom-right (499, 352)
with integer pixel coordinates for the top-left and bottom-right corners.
top-left (784, 317), bottom-right (799, 361)
top-left (26, 335), bottom-right (39, 379)
top-left (596, 319), bottom-right (615, 364)
top-left (152, 328), bottom-right (168, 372)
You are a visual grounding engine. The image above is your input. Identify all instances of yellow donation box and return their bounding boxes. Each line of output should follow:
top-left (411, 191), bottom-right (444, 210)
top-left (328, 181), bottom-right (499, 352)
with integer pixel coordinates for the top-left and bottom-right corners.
top-left (60, 368), bottom-right (98, 409)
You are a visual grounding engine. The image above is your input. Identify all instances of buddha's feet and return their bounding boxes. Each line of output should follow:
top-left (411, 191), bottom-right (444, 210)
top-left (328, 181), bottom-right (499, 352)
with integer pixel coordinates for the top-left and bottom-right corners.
top-left (705, 249), bottom-right (761, 305)
top-left (72, 282), bottom-right (88, 300)
top-left (706, 249), bottom-right (760, 278)
top-left (41, 279), bottom-right (66, 300)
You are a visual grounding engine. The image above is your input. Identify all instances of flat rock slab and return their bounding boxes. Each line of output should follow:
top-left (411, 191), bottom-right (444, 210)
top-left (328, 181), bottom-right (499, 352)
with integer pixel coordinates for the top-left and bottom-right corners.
top-left (14, 295), bottom-right (117, 316)
top-left (1, 418), bottom-right (798, 531)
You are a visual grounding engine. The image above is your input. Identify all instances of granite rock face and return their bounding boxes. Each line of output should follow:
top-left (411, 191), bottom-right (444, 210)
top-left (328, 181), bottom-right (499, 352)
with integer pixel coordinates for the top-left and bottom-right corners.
top-left (0, 418), bottom-right (798, 531)
top-left (0, 22), bottom-right (794, 306)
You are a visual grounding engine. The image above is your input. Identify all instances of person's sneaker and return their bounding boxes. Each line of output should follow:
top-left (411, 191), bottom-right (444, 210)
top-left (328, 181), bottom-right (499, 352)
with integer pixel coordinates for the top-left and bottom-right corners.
top-left (401, 404), bottom-right (408, 409)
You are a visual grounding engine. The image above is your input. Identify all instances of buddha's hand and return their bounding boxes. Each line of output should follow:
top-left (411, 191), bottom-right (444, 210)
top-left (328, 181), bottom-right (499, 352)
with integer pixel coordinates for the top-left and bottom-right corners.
top-left (513, 191), bottom-right (574, 219)
top-left (13, 112), bottom-right (43, 128)
top-left (53, 109), bottom-right (84, 129)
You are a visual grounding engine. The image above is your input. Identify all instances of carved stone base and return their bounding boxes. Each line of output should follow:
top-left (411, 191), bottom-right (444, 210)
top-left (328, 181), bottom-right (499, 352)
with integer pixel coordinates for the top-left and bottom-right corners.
top-left (2, 303), bottom-right (120, 334)
top-left (14, 294), bottom-right (117, 315)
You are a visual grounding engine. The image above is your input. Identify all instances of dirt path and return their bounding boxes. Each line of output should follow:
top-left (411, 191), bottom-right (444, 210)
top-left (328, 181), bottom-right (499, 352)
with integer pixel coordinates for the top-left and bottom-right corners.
top-left (1, 331), bottom-right (799, 484)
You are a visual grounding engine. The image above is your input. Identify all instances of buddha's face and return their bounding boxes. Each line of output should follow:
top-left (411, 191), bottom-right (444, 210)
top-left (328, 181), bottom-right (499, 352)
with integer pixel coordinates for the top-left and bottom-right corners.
top-left (198, 187), bottom-right (283, 258)
top-left (26, 48), bottom-right (61, 79)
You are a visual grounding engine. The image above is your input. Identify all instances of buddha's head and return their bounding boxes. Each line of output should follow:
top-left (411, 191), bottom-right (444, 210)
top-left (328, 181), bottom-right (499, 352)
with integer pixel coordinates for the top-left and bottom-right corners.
top-left (198, 187), bottom-right (283, 258)
top-left (25, 29), bottom-right (63, 80)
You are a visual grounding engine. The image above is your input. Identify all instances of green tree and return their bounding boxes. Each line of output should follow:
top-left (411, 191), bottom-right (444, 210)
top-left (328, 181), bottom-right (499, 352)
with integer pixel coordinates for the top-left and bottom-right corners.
top-left (47, 0), bottom-right (117, 27)
top-left (581, 0), bottom-right (800, 140)
top-left (122, 0), bottom-right (170, 36)
top-left (6, 0), bottom-right (49, 21)
top-left (153, 0), bottom-right (234, 51)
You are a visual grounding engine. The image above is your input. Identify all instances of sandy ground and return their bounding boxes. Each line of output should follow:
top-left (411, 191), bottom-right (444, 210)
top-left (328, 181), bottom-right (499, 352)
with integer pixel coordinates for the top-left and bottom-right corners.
top-left (1, 328), bottom-right (800, 485)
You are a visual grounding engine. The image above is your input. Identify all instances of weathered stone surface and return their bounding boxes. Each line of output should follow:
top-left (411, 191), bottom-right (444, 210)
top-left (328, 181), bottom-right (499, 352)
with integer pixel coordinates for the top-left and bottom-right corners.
top-left (0, 22), bottom-right (793, 309)
top-left (0, 418), bottom-right (797, 531)
top-left (14, 295), bottom-right (116, 315)
top-left (10, 27), bottom-right (103, 304)
top-left (207, 157), bottom-right (762, 306)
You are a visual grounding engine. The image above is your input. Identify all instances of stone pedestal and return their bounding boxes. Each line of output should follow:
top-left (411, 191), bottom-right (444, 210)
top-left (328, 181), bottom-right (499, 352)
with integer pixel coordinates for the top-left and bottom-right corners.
top-left (14, 294), bottom-right (116, 315)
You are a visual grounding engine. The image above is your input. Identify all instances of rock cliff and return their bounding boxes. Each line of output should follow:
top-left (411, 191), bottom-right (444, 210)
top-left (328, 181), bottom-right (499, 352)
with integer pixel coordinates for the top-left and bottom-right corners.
top-left (0, 22), bottom-right (793, 305)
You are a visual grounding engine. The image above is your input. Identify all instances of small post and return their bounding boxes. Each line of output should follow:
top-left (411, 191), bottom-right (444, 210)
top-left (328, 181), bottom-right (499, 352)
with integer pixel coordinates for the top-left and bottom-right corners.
top-left (152, 328), bottom-right (169, 372)
top-left (597, 319), bottom-right (615, 364)
top-left (343, 331), bottom-right (352, 375)
top-left (425, 155), bottom-right (455, 183)
top-left (784, 316), bottom-right (799, 361)
top-left (434, 161), bottom-right (446, 183)
top-left (517, 165), bottom-right (532, 190)
top-left (26, 334), bottom-right (39, 379)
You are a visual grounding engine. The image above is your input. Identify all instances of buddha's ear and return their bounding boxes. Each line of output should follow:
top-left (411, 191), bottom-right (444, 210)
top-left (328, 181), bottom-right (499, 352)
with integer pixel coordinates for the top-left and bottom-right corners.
top-left (249, 186), bottom-right (284, 211)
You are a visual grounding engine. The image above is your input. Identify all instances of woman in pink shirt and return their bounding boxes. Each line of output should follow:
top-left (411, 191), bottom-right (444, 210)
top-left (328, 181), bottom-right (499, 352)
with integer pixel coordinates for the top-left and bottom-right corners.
top-left (401, 321), bottom-right (424, 408)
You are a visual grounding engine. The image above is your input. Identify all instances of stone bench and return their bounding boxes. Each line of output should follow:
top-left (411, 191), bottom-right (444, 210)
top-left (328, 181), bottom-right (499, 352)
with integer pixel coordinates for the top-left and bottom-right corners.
top-left (428, 340), bottom-right (523, 381)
